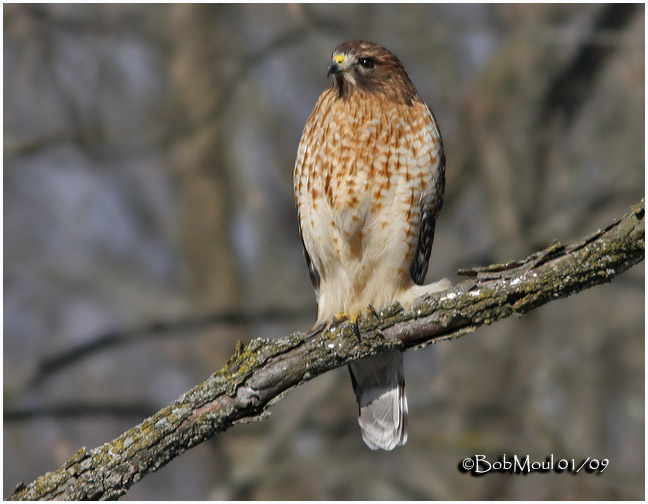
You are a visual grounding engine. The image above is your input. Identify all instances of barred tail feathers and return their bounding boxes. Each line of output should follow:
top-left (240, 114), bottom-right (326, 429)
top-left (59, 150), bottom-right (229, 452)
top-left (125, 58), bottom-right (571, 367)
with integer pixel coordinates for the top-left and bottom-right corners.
top-left (348, 349), bottom-right (408, 450)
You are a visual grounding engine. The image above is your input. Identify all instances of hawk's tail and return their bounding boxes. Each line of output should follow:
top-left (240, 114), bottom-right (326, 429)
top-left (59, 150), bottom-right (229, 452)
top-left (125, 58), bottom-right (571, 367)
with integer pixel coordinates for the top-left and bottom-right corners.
top-left (348, 349), bottom-right (408, 450)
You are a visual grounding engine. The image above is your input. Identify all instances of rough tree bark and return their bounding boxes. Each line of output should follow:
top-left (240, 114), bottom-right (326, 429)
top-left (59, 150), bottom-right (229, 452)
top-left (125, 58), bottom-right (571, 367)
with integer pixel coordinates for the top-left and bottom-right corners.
top-left (8, 201), bottom-right (644, 501)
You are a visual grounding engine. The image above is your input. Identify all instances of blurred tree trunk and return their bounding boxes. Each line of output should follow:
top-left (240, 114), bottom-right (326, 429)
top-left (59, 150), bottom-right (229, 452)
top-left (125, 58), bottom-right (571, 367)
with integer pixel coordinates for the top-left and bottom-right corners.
top-left (162, 5), bottom-right (246, 373)
top-left (164, 4), bottom-right (242, 311)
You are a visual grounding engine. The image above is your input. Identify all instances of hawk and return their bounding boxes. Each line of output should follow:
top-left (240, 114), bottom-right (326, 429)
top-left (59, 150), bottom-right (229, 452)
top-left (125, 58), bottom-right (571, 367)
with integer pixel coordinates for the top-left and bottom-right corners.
top-left (294, 41), bottom-right (449, 450)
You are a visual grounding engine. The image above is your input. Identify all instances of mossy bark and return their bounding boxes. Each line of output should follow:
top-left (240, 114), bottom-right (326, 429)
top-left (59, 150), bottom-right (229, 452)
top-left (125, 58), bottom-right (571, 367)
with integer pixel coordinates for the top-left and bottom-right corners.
top-left (8, 201), bottom-right (644, 501)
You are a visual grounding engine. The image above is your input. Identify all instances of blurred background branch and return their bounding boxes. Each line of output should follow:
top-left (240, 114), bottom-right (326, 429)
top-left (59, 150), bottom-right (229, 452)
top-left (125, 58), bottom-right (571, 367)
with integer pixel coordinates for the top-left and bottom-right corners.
top-left (4, 402), bottom-right (157, 422)
top-left (19, 306), bottom-right (312, 391)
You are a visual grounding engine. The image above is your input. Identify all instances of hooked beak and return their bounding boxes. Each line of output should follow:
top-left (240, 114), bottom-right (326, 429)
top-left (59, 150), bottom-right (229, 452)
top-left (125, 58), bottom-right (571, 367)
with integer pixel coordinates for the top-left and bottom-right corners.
top-left (327, 53), bottom-right (346, 78)
top-left (327, 61), bottom-right (341, 78)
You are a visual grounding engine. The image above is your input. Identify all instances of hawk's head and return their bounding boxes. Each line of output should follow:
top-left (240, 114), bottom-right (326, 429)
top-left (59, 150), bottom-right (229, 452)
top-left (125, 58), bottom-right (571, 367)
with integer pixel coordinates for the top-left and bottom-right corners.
top-left (327, 40), bottom-right (419, 105)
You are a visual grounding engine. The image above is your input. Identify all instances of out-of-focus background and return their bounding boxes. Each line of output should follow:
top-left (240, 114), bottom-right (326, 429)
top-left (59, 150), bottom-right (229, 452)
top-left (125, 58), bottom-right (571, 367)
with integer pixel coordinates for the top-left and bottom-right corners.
top-left (3, 4), bottom-right (644, 500)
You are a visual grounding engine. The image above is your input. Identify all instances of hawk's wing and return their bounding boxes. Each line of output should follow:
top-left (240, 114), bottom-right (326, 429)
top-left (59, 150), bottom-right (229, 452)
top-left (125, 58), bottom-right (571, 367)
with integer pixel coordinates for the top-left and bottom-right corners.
top-left (297, 210), bottom-right (321, 302)
top-left (409, 119), bottom-right (445, 286)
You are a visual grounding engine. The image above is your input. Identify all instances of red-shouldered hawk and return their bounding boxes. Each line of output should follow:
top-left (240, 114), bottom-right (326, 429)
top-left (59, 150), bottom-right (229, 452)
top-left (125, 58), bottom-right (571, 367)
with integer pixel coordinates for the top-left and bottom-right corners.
top-left (294, 41), bottom-right (449, 450)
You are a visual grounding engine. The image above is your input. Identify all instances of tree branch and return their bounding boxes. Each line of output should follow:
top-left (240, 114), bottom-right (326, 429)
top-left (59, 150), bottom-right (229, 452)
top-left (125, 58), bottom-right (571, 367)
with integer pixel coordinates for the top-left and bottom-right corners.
top-left (8, 201), bottom-right (644, 501)
top-left (22, 306), bottom-right (313, 390)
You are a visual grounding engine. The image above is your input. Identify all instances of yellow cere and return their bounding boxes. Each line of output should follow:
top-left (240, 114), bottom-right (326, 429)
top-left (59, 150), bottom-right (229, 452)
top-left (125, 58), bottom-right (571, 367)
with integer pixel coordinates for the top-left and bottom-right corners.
top-left (334, 54), bottom-right (345, 65)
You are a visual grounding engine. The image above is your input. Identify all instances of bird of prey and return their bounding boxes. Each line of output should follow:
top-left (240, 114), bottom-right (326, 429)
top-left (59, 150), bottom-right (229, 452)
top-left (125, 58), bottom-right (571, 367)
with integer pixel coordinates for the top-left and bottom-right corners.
top-left (294, 40), bottom-right (449, 450)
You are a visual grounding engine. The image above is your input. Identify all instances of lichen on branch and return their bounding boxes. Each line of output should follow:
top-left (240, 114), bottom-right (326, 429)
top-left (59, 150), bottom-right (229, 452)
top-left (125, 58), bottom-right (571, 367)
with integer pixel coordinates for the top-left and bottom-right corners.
top-left (8, 201), bottom-right (644, 501)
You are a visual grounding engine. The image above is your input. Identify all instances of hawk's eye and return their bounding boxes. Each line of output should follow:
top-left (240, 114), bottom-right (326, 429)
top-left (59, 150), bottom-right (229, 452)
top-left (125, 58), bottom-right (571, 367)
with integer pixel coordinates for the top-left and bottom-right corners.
top-left (358, 57), bottom-right (375, 69)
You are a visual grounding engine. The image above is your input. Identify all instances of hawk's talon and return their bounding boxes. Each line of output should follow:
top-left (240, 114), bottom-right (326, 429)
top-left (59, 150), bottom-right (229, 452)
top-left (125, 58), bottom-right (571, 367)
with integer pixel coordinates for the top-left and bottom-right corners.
top-left (367, 304), bottom-right (379, 319)
top-left (304, 323), bottom-right (325, 340)
top-left (332, 313), bottom-right (361, 340)
top-left (351, 319), bottom-right (361, 341)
